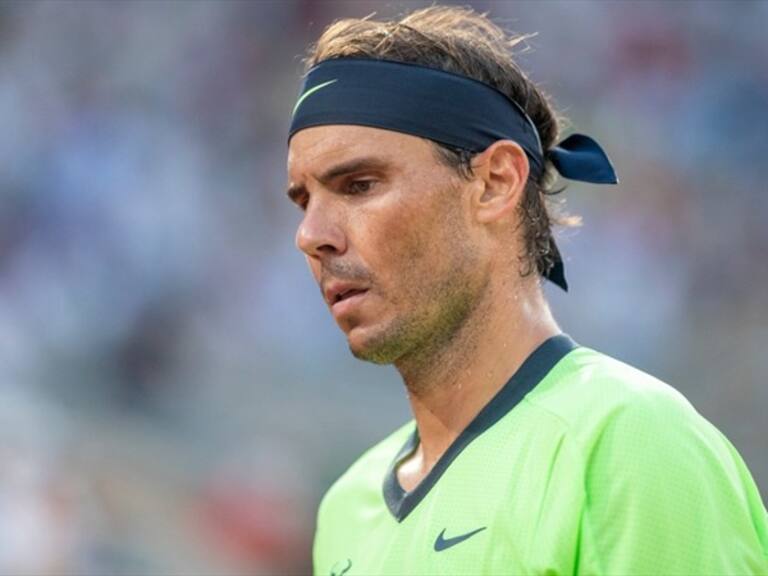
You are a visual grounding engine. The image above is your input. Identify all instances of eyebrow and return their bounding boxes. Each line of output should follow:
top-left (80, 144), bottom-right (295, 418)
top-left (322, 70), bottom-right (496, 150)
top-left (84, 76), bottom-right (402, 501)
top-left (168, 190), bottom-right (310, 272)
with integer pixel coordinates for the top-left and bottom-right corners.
top-left (286, 156), bottom-right (390, 203)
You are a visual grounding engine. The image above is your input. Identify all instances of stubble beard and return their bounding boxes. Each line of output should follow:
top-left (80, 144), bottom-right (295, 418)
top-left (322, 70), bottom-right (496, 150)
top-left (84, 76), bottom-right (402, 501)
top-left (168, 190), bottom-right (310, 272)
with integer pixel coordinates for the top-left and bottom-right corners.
top-left (349, 246), bottom-right (489, 378)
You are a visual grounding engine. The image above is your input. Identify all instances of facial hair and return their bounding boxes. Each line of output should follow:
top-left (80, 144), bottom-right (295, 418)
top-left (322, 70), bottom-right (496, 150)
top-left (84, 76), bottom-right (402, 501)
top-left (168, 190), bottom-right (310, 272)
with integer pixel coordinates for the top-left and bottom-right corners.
top-left (350, 195), bottom-right (489, 375)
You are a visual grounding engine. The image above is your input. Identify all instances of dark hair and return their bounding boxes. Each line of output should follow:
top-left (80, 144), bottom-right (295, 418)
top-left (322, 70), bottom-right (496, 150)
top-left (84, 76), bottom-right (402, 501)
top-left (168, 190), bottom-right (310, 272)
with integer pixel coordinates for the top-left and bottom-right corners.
top-left (306, 5), bottom-right (579, 279)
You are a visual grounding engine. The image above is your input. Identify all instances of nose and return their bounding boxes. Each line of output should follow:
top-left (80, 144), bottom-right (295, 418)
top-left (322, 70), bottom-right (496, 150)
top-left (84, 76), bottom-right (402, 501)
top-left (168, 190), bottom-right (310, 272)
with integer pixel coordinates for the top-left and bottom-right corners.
top-left (295, 201), bottom-right (347, 259)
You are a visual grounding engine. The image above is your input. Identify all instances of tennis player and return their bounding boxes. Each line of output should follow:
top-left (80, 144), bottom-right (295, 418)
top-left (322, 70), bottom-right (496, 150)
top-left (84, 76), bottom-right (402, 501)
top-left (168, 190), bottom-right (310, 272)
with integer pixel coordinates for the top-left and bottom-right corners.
top-left (286, 6), bottom-right (768, 575)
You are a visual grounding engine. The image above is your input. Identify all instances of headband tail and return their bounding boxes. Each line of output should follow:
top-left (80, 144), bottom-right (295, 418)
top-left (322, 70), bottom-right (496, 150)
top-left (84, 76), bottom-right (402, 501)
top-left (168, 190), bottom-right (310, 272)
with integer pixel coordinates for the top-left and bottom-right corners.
top-left (544, 239), bottom-right (568, 292)
top-left (547, 133), bottom-right (618, 184)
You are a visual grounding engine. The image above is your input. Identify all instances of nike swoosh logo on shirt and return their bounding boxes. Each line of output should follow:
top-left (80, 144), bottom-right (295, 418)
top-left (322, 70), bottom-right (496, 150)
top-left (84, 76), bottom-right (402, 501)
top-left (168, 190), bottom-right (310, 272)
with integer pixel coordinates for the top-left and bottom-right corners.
top-left (292, 79), bottom-right (338, 116)
top-left (434, 526), bottom-right (487, 551)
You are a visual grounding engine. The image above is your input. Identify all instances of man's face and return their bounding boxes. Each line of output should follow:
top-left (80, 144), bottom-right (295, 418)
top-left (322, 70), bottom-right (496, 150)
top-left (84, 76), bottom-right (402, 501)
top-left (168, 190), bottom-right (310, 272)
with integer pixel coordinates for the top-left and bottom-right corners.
top-left (287, 125), bottom-right (489, 364)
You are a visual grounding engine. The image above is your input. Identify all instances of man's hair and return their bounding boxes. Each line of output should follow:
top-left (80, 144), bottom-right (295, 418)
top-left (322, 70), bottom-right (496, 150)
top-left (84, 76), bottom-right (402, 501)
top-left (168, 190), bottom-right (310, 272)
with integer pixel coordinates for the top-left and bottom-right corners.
top-left (305, 5), bottom-right (579, 280)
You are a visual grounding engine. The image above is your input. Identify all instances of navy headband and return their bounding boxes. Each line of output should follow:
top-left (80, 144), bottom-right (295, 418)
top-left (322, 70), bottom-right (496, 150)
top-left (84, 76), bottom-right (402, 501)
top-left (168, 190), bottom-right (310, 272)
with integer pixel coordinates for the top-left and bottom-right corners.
top-left (289, 58), bottom-right (619, 290)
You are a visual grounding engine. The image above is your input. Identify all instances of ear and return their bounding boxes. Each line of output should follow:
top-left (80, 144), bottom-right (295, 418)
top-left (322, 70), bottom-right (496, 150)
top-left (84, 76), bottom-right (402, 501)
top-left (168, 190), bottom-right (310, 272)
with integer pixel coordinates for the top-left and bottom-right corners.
top-left (470, 140), bottom-right (529, 224)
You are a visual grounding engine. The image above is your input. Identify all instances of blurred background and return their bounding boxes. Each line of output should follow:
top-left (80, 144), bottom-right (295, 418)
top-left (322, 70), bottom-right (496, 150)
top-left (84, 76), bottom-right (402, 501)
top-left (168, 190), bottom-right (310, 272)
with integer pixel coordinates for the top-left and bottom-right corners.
top-left (0, 0), bottom-right (766, 573)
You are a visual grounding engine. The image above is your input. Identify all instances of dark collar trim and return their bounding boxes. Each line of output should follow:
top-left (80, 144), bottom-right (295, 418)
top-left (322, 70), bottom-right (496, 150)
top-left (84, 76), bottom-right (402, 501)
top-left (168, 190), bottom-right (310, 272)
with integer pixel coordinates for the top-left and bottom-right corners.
top-left (382, 334), bottom-right (578, 522)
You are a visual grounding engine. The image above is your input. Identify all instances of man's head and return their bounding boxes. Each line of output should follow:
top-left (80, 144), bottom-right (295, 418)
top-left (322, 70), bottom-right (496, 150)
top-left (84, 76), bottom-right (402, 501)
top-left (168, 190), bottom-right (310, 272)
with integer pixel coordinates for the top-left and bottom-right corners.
top-left (304, 6), bottom-right (575, 280)
top-left (286, 6), bottom-right (577, 365)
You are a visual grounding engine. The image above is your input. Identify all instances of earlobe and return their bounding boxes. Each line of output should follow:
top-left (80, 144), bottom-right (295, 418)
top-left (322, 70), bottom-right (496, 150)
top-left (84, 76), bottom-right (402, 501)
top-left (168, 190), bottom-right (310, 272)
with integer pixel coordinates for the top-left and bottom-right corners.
top-left (472, 140), bottom-right (529, 224)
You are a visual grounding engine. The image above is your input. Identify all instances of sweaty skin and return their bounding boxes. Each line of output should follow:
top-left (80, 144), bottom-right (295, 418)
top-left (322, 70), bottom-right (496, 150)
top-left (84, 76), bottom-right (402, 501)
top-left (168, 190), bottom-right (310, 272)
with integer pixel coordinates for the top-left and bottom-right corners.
top-left (287, 125), bottom-right (559, 491)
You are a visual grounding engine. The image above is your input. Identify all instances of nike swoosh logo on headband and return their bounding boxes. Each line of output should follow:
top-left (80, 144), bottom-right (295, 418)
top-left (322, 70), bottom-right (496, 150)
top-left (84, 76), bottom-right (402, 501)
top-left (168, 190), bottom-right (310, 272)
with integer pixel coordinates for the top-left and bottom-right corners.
top-left (292, 79), bottom-right (338, 116)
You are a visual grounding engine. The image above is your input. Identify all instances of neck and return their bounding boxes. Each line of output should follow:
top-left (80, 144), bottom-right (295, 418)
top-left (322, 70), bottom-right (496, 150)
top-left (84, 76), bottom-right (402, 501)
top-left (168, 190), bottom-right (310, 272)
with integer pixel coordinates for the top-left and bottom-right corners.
top-left (394, 276), bottom-right (559, 473)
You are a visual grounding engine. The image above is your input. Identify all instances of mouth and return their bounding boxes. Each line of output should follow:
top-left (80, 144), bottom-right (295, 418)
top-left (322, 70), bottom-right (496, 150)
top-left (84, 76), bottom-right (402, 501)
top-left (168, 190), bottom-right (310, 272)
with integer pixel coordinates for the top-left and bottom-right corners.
top-left (333, 288), bottom-right (368, 304)
top-left (325, 284), bottom-right (370, 319)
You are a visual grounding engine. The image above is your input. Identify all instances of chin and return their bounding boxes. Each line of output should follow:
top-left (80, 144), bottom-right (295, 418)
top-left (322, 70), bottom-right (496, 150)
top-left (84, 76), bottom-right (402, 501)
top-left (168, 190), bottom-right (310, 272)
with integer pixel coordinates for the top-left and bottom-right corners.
top-left (347, 328), bottom-right (388, 364)
top-left (346, 321), bottom-right (412, 365)
top-left (349, 343), bottom-right (391, 365)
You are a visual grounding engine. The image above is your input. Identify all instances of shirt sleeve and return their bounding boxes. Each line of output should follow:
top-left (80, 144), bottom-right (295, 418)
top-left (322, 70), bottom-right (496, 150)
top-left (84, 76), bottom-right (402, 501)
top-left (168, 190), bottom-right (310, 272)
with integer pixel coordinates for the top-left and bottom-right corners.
top-left (576, 394), bottom-right (768, 575)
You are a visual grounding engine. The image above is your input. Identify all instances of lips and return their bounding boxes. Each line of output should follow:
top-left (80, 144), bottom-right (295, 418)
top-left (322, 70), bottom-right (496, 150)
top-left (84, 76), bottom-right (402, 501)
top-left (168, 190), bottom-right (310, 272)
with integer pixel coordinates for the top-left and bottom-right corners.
top-left (334, 288), bottom-right (366, 303)
top-left (323, 281), bottom-right (370, 318)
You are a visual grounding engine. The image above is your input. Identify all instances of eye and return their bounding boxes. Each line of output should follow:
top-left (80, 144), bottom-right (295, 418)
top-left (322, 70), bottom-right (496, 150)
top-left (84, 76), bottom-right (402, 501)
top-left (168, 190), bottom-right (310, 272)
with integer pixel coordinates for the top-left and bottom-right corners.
top-left (292, 192), bottom-right (309, 211)
top-left (346, 179), bottom-right (376, 195)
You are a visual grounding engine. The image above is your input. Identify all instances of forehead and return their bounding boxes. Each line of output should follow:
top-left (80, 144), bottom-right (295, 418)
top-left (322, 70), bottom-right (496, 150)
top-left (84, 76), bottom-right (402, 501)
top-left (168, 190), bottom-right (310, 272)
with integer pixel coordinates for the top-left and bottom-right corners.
top-left (287, 125), bottom-right (435, 180)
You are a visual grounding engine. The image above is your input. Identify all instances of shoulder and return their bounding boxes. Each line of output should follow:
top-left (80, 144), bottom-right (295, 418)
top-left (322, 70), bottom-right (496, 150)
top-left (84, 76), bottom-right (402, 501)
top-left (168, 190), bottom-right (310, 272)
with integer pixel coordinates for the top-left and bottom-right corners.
top-left (524, 345), bottom-right (761, 505)
top-left (521, 345), bottom-right (753, 488)
top-left (525, 345), bottom-right (703, 445)
top-left (534, 350), bottom-right (768, 572)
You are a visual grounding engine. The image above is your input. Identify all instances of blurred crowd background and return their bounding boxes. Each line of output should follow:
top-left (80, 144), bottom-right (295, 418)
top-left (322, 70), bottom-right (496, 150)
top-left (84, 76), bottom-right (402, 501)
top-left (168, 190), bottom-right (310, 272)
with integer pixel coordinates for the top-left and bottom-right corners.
top-left (1, 1), bottom-right (766, 574)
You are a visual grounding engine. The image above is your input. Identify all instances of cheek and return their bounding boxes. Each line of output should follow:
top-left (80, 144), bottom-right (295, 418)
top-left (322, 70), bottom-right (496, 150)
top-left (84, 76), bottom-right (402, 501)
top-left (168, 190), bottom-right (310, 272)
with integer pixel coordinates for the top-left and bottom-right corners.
top-left (365, 195), bottom-right (462, 290)
top-left (364, 199), bottom-right (429, 267)
top-left (383, 215), bottom-right (429, 264)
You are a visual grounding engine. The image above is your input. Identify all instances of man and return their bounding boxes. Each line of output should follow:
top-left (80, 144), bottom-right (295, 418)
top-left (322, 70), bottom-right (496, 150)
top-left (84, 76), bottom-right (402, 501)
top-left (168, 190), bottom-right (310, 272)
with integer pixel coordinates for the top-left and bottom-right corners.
top-left (286, 6), bottom-right (768, 575)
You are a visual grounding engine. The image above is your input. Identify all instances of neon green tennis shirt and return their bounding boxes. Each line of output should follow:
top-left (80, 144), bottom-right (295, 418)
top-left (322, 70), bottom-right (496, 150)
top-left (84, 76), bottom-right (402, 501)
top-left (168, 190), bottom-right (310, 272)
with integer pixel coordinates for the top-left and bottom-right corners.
top-left (314, 335), bottom-right (768, 575)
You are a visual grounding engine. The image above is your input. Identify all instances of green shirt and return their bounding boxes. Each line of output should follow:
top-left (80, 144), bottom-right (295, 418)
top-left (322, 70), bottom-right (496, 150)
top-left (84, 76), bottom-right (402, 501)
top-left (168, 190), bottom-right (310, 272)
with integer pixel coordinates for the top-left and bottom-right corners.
top-left (314, 335), bottom-right (768, 575)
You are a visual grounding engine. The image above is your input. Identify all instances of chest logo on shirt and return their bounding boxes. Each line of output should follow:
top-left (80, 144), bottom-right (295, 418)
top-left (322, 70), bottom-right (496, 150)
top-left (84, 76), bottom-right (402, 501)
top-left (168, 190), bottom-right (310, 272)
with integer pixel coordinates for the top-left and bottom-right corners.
top-left (434, 526), bottom-right (487, 551)
top-left (330, 558), bottom-right (352, 576)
